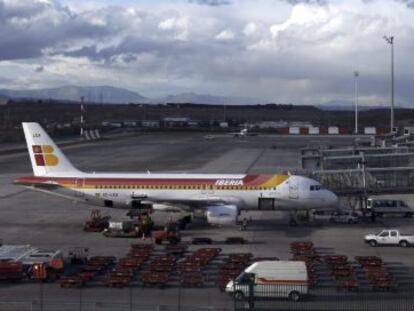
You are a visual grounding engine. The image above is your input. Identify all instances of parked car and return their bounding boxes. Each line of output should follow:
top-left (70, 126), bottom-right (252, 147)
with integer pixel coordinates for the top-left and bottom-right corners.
top-left (364, 229), bottom-right (414, 247)
top-left (330, 211), bottom-right (360, 224)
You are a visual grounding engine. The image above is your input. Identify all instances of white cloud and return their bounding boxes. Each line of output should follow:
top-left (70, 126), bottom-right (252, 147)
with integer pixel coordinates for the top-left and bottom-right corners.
top-left (1, 0), bottom-right (414, 106)
top-left (243, 22), bottom-right (257, 36)
top-left (215, 29), bottom-right (235, 41)
top-left (158, 16), bottom-right (189, 40)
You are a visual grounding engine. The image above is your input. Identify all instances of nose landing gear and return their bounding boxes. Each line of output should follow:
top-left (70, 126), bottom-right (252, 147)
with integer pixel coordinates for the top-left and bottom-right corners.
top-left (289, 212), bottom-right (298, 226)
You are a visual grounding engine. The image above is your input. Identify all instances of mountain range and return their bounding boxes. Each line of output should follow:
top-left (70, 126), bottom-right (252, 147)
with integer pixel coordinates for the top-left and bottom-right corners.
top-left (0, 86), bottom-right (148, 104)
top-left (0, 85), bottom-right (260, 105)
top-left (0, 85), bottom-right (407, 109)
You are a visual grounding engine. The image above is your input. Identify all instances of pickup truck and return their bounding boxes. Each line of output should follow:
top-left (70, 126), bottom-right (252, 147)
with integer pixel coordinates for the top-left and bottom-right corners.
top-left (364, 229), bottom-right (414, 247)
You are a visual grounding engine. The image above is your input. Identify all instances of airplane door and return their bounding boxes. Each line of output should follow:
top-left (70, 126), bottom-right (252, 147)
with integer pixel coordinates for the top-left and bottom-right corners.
top-left (75, 178), bottom-right (84, 197)
top-left (258, 198), bottom-right (275, 210)
top-left (289, 180), bottom-right (299, 199)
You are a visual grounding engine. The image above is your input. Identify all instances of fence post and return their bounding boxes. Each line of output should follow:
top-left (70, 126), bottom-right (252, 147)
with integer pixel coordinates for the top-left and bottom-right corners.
top-left (129, 286), bottom-right (133, 311)
top-left (79, 287), bottom-right (82, 311)
top-left (39, 282), bottom-right (43, 311)
top-left (248, 281), bottom-right (254, 311)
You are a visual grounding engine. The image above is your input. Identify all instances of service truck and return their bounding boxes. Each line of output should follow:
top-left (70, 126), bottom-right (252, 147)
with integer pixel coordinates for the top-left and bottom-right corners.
top-left (225, 261), bottom-right (308, 302)
top-left (364, 229), bottom-right (414, 247)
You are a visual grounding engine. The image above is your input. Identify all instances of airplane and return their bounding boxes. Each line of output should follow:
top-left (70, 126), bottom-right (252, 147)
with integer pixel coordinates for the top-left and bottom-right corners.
top-left (14, 123), bottom-right (338, 226)
top-left (204, 126), bottom-right (257, 140)
top-left (232, 127), bottom-right (248, 138)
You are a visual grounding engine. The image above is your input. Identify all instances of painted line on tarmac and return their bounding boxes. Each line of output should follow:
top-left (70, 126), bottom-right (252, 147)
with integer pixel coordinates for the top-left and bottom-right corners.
top-left (245, 148), bottom-right (267, 174)
top-left (0, 189), bottom-right (29, 199)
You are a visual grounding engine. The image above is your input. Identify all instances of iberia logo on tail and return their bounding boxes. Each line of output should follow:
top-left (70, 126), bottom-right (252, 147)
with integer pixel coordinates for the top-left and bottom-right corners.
top-left (32, 145), bottom-right (59, 166)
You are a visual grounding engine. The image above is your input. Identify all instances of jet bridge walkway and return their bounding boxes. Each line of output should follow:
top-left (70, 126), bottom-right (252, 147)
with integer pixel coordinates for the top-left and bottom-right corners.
top-left (310, 167), bottom-right (414, 196)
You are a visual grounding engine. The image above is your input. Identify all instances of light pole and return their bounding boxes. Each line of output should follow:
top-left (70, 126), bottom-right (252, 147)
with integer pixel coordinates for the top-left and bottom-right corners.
top-left (354, 71), bottom-right (359, 134)
top-left (80, 96), bottom-right (84, 139)
top-left (384, 35), bottom-right (394, 132)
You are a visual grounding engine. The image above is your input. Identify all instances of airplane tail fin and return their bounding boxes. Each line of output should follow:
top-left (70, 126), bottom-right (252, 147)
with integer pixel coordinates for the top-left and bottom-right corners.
top-left (22, 122), bottom-right (82, 177)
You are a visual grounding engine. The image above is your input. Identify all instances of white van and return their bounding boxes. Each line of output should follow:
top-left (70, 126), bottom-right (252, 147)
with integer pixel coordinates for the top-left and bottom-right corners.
top-left (225, 261), bottom-right (308, 302)
top-left (367, 198), bottom-right (414, 217)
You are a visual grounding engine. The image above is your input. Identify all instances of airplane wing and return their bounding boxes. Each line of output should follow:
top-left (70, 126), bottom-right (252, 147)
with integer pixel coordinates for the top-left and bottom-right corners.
top-left (142, 195), bottom-right (241, 210)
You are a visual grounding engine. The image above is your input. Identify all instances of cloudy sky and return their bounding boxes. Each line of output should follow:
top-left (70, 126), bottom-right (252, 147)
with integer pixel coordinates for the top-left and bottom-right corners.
top-left (0, 0), bottom-right (413, 106)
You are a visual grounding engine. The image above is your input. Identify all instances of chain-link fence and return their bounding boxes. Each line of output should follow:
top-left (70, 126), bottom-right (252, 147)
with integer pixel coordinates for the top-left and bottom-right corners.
top-left (232, 286), bottom-right (414, 311)
top-left (0, 301), bottom-right (229, 311)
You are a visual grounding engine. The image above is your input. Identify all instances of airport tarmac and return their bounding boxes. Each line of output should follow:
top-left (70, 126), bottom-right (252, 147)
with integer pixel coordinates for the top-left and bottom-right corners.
top-left (0, 132), bottom-right (413, 311)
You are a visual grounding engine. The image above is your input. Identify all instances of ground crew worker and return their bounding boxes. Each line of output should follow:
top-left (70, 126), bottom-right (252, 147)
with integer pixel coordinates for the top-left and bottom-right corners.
top-left (240, 217), bottom-right (248, 231)
top-left (141, 216), bottom-right (149, 240)
top-left (146, 215), bottom-right (153, 237)
top-left (165, 217), bottom-right (177, 233)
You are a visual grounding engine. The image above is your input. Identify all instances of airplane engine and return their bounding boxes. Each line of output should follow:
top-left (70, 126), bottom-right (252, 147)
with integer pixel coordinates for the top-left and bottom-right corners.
top-left (206, 205), bottom-right (238, 226)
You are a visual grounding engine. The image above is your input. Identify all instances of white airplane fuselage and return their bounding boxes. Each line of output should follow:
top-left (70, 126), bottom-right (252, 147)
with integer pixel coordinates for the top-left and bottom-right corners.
top-left (16, 172), bottom-right (337, 211)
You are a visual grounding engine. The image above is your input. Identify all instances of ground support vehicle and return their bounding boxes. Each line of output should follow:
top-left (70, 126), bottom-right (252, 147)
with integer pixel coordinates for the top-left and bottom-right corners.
top-left (225, 261), bottom-right (309, 302)
top-left (290, 240), bottom-right (321, 287)
top-left (290, 241), bottom-right (314, 256)
top-left (180, 272), bottom-right (205, 287)
top-left (141, 272), bottom-right (169, 288)
top-left (0, 261), bottom-right (23, 281)
top-left (103, 230), bottom-right (140, 238)
top-left (355, 256), bottom-right (397, 291)
top-left (192, 237), bottom-right (213, 245)
top-left (60, 256), bottom-right (115, 288)
top-left (59, 276), bottom-right (84, 288)
top-left (364, 229), bottom-right (414, 247)
top-left (323, 255), bottom-right (359, 292)
top-left (225, 237), bottom-right (247, 244)
top-left (83, 210), bottom-right (110, 232)
top-left (101, 274), bottom-right (131, 288)
top-left (164, 244), bottom-right (187, 256)
top-left (175, 247), bottom-right (222, 287)
top-left (103, 221), bottom-right (140, 238)
top-left (153, 229), bottom-right (181, 245)
top-left (30, 260), bottom-right (65, 282)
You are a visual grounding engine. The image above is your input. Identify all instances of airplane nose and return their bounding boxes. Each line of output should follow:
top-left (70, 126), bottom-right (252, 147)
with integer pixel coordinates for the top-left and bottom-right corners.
top-left (327, 191), bottom-right (338, 207)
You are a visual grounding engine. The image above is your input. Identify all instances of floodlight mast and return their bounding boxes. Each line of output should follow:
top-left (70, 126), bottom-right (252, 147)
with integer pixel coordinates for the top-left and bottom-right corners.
top-left (354, 71), bottom-right (359, 134)
top-left (384, 35), bottom-right (394, 132)
top-left (80, 96), bottom-right (84, 139)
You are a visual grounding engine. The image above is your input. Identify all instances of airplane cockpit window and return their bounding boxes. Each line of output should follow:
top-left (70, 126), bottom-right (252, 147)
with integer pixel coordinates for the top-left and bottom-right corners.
top-left (310, 185), bottom-right (322, 191)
